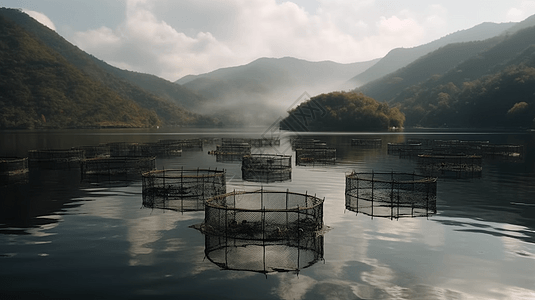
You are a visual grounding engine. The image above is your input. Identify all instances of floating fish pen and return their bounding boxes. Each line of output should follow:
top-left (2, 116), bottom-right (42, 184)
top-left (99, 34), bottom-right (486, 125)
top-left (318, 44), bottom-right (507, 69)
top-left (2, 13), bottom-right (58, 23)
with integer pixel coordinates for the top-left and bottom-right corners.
top-left (204, 189), bottom-right (324, 240)
top-left (72, 145), bottom-right (110, 158)
top-left (81, 156), bottom-right (156, 181)
top-left (137, 142), bottom-right (182, 157)
top-left (241, 154), bottom-right (292, 183)
top-left (417, 154), bottom-right (482, 178)
top-left (387, 143), bottom-right (423, 157)
top-left (106, 142), bottom-right (143, 157)
top-left (351, 138), bottom-right (382, 148)
top-left (345, 172), bottom-right (437, 219)
top-left (158, 139), bottom-right (203, 151)
top-left (295, 148), bottom-right (336, 166)
top-left (250, 138), bottom-right (280, 147)
top-left (142, 169), bottom-right (226, 212)
top-left (291, 138), bottom-right (328, 150)
top-left (203, 230), bottom-right (324, 275)
top-left (28, 149), bottom-right (85, 169)
top-left (210, 142), bottom-right (252, 158)
top-left (481, 144), bottom-right (524, 159)
top-left (0, 157), bottom-right (29, 184)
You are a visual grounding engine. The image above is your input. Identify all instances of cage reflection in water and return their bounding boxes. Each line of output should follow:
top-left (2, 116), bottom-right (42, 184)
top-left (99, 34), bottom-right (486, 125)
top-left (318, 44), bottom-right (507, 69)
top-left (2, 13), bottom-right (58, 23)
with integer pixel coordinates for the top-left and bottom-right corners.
top-left (0, 157), bottom-right (28, 185)
top-left (203, 230), bottom-right (324, 275)
top-left (142, 168), bottom-right (226, 212)
top-left (28, 149), bottom-right (85, 169)
top-left (81, 156), bottom-right (156, 181)
top-left (242, 154), bottom-right (292, 183)
top-left (204, 189), bottom-right (324, 240)
top-left (345, 172), bottom-right (437, 219)
top-left (417, 154), bottom-right (482, 178)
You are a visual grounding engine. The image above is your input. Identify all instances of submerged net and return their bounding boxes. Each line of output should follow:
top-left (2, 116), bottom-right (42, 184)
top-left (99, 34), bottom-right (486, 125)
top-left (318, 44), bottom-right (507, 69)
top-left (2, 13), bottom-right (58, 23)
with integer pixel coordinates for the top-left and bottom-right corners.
top-left (345, 172), bottom-right (437, 219)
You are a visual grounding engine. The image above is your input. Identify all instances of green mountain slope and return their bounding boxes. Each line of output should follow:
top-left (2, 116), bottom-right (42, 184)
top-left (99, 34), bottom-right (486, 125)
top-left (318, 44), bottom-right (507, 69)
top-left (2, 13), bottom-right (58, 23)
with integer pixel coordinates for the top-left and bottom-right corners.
top-left (0, 14), bottom-right (160, 129)
top-left (392, 26), bottom-right (535, 128)
top-left (0, 8), bottom-right (214, 127)
top-left (347, 22), bottom-right (515, 88)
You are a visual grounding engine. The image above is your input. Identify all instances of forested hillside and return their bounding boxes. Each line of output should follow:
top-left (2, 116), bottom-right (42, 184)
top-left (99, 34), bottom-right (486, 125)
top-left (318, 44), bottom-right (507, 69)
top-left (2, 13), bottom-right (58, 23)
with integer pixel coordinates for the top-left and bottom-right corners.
top-left (0, 8), bottom-right (215, 129)
top-left (281, 92), bottom-right (404, 131)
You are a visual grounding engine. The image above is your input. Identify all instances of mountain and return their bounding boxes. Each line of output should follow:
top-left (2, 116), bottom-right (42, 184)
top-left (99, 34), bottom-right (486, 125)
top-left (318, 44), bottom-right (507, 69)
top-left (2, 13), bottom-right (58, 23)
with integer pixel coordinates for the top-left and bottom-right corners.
top-left (0, 13), bottom-right (158, 129)
top-left (176, 57), bottom-right (379, 125)
top-left (0, 8), bottom-right (215, 128)
top-left (356, 37), bottom-right (504, 102)
top-left (346, 22), bottom-right (516, 88)
top-left (390, 25), bottom-right (535, 128)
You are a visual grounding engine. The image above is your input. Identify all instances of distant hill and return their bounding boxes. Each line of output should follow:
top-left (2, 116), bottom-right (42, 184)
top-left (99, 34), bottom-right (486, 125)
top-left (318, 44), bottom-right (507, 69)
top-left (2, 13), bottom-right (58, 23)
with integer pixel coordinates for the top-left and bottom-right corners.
top-left (176, 57), bottom-right (379, 125)
top-left (390, 26), bottom-right (535, 128)
top-left (0, 8), bottom-right (215, 128)
top-left (346, 22), bottom-right (516, 88)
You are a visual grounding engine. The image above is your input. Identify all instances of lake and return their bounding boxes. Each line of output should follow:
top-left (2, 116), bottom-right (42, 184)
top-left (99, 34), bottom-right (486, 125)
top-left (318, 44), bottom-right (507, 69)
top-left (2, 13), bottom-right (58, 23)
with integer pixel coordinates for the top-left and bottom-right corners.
top-left (1, 128), bottom-right (534, 299)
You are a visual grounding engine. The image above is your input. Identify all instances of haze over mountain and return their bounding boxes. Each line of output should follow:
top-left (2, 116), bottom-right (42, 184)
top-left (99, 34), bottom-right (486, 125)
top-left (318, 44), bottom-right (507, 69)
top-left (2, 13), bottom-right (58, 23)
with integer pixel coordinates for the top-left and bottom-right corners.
top-left (176, 57), bottom-right (379, 125)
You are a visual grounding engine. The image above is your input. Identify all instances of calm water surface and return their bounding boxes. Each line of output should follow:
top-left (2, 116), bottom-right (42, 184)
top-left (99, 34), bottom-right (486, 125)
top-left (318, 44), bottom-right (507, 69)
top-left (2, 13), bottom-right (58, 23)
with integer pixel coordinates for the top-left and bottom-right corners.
top-left (1, 128), bottom-right (535, 299)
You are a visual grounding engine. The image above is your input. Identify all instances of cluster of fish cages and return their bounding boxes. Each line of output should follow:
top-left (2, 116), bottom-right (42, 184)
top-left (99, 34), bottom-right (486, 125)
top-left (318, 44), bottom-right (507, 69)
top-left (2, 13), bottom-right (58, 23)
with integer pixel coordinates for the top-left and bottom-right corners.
top-left (28, 149), bottom-right (85, 169)
top-left (345, 171), bottom-right (437, 219)
top-left (389, 139), bottom-right (524, 160)
top-left (81, 156), bottom-right (156, 181)
top-left (203, 189), bottom-right (324, 240)
top-left (351, 138), bottom-right (382, 148)
top-left (203, 230), bottom-right (324, 275)
top-left (417, 154), bottom-right (483, 178)
top-left (0, 157), bottom-right (29, 184)
top-left (142, 168), bottom-right (226, 212)
top-left (241, 154), bottom-right (292, 183)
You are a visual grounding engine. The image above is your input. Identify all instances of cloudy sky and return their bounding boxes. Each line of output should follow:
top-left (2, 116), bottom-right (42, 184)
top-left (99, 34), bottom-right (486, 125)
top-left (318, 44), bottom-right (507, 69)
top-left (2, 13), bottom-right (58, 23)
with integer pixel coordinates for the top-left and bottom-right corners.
top-left (4, 0), bottom-right (535, 81)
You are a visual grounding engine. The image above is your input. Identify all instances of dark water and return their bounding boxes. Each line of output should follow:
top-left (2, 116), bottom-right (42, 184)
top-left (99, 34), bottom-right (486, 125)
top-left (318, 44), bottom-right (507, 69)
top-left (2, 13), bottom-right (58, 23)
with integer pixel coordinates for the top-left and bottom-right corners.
top-left (1, 128), bottom-right (535, 299)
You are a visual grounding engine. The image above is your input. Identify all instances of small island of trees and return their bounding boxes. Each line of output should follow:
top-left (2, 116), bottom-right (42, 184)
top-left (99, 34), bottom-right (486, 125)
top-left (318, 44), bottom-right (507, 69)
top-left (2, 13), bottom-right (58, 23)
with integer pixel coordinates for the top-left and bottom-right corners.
top-left (281, 91), bottom-right (405, 131)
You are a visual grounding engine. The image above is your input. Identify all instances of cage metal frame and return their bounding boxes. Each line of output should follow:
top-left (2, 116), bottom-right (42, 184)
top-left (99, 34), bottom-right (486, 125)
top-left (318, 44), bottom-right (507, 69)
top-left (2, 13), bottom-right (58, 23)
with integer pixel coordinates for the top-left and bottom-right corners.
top-left (345, 171), bottom-right (437, 219)
top-left (204, 189), bottom-right (324, 240)
top-left (142, 168), bottom-right (226, 212)
top-left (241, 154), bottom-right (292, 183)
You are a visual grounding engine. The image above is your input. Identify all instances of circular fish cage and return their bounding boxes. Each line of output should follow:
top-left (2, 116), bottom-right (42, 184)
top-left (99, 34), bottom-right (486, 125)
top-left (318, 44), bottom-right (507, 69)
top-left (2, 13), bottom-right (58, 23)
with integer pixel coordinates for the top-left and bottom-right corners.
top-left (345, 172), bottom-right (437, 219)
top-left (241, 154), bottom-right (292, 183)
top-left (351, 138), bottom-right (382, 148)
top-left (81, 156), bottom-right (156, 181)
top-left (28, 149), bottom-right (85, 169)
top-left (0, 157), bottom-right (29, 184)
top-left (204, 231), bottom-right (324, 275)
top-left (72, 145), bottom-right (110, 158)
top-left (204, 189), bottom-right (324, 240)
top-left (417, 154), bottom-right (482, 178)
top-left (295, 148), bottom-right (336, 166)
top-left (142, 169), bottom-right (226, 212)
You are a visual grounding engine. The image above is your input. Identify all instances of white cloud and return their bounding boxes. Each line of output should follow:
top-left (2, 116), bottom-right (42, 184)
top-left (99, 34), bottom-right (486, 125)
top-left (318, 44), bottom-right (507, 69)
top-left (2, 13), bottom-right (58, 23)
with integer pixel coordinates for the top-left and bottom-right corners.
top-left (23, 9), bottom-right (56, 31)
top-left (69, 0), bottom-right (448, 81)
top-left (506, 1), bottom-right (535, 21)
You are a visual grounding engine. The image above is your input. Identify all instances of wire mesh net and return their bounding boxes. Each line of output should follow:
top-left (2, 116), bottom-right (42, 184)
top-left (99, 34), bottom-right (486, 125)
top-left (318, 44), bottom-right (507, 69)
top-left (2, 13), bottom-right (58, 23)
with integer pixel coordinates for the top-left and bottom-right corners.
top-left (417, 154), bottom-right (482, 178)
top-left (72, 145), bottom-right (110, 158)
top-left (82, 156), bottom-right (156, 177)
top-left (345, 172), bottom-right (437, 219)
top-left (351, 138), bottom-right (382, 148)
top-left (204, 190), bottom-right (324, 240)
top-left (295, 148), bottom-right (336, 165)
top-left (242, 154), bottom-right (292, 183)
top-left (204, 232), bottom-right (324, 274)
top-left (142, 169), bottom-right (226, 212)
top-left (0, 157), bottom-right (29, 184)
top-left (158, 139), bottom-right (203, 151)
top-left (28, 149), bottom-right (85, 169)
